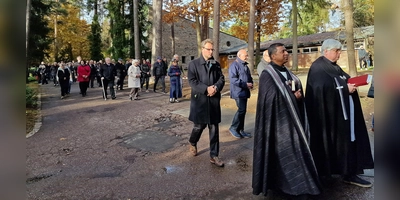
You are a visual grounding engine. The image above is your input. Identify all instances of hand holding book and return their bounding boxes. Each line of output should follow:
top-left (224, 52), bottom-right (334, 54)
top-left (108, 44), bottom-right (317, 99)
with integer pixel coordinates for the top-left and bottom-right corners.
top-left (348, 74), bottom-right (373, 86)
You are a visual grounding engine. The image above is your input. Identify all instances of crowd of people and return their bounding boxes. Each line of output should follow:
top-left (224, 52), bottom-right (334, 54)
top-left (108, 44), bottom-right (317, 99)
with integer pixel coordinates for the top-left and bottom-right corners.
top-left (34, 38), bottom-right (374, 199)
top-left (35, 55), bottom-right (186, 101)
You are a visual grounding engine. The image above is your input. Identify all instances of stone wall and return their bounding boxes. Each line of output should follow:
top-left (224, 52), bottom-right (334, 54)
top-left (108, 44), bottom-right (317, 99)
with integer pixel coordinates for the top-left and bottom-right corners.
top-left (157, 17), bottom-right (246, 68)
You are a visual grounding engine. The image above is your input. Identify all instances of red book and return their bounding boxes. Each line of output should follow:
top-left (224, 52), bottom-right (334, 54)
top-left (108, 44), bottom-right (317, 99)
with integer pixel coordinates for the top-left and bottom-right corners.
top-left (348, 74), bottom-right (372, 86)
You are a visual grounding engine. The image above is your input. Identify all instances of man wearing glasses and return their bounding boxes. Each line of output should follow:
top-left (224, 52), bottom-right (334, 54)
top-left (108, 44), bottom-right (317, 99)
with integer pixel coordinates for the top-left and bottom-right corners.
top-left (187, 39), bottom-right (225, 167)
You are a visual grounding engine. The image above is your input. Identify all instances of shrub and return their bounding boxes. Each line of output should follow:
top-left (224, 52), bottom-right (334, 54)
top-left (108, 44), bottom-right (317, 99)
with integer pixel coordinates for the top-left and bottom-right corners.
top-left (28, 76), bottom-right (37, 82)
top-left (26, 86), bottom-right (38, 108)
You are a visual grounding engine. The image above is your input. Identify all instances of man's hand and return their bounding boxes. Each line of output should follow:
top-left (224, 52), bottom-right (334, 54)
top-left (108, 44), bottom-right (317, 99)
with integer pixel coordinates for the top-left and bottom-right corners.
top-left (247, 82), bottom-right (253, 90)
top-left (294, 89), bottom-right (302, 99)
top-left (207, 85), bottom-right (217, 96)
top-left (348, 83), bottom-right (357, 94)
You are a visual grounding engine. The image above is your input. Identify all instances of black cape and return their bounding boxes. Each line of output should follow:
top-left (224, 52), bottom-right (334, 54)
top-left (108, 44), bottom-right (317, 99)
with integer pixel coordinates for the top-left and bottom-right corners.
top-left (252, 64), bottom-right (321, 196)
top-left (305, 56), bottom-right (374, 176)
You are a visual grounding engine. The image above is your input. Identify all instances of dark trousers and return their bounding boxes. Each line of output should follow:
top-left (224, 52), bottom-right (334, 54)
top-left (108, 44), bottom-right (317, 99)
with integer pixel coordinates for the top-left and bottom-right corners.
top-left (141, 76), bottom-right (150, 90)
top-left (117, 76), bottom-right (125, 90)
top-left (59, 80), bottom-right (68, 97)
top-left (90, 76), bottom-right (95, 88)
top-left (153, 76), bottom-right (165, 92)
top-left (189, 123), bottom-right (220, 158)
top-left (102, 79), bottom-right (115, 98)
top-left (96, 76), bottom-right (102, 87)
top-left (230, 98), bottom-right (248, 132)
top-left (79, 81), bottom-right (89, 96)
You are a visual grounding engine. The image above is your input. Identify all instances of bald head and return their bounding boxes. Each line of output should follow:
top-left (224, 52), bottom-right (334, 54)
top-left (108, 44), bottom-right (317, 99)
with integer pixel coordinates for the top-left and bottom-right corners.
top-left (237, 49), bottom-right (249, 62)
top-left (263, 50), bottom-right (271, 62)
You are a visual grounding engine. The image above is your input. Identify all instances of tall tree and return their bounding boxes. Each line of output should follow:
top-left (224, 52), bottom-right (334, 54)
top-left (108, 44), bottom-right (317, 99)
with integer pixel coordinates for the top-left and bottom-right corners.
top-left (88, 14), bottom-right (103, 61)
top-left (27, 0), bottom-right (52, 66)
top-left (26, 0), bottom-right (32, 83)
top-left (343, 0), bottom-right (357, 76)
top-left (163, 0), bottom-right (186, 56)
top-left (248, 0), bottom-right (255, 73)
top-left (152, 0), bottom-right (163, 63)
top-left (291, 0), bottom-right (298, 71)
top-left (133, 0), bottom-right (140, 59)
top-left (108, 0), bottom-right (127, 59)
top-left (212, 0), bottom-right (220, 61)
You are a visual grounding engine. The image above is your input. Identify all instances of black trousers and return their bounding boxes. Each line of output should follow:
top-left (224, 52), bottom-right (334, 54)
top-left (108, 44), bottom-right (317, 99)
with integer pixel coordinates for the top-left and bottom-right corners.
top-left (189, 123), bottom-right (220, 158)
top-left (117, 76), bottom-right (125, 90)
top-left (79, 81), bottom-right (89, 96)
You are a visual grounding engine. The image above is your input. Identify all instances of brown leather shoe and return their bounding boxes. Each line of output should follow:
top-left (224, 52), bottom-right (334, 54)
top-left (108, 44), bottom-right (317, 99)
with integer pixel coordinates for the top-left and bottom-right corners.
top-left (189, 145), bottom-right (197, 156)
top-left (210, 157), bottom-right (224, 167)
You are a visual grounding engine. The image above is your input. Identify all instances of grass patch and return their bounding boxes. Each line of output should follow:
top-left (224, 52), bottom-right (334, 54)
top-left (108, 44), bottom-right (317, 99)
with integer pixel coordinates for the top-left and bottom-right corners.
top-left (26, 83), bottom-right (40, 135)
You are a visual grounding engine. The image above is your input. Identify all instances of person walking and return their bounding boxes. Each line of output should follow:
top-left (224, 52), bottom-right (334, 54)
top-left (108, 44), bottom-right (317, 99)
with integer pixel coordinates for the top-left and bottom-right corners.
top-left (116, 58), bottom-right (127, 90)
top-left (89, 60), bottom-right (97, 88)
top-left (127, 59), bottom-right (141, 100)
top-left (167, 59), bottom-right (182, 103)
top-left (252, 43), bottom-right (321, 197)
top-left (257, 50), bottom-right (271, 76)
top-left (305, 39), bottom-right (374, 188)
top-left (228, 48), bottom-right (253, 139)
top-left (153, 56), bottom-right (167, 93)
top-left (100, 57), bottom-right (117, 100)
top-left (57, 63), bottom-right (70, 99)
top-left (187, 39), bottom-right (225, 167)
top-left (77, 60), bottom-right (91, 97)
top-left (140, 59), bottom-right (151, 92)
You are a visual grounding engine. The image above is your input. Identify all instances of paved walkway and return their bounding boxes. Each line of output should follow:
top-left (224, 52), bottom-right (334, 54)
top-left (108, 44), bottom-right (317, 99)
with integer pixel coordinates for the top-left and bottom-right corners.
top-left (26, 75), bottom-right (374, 199)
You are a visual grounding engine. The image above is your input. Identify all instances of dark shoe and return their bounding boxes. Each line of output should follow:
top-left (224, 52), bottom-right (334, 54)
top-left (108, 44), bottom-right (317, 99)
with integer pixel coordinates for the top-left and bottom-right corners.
top-left (240, 130), bottom-right (252, 138)
top-left (129, 96), bottom-right (132, 101)
top-left (112, 97), bottom-right (116, 100)
top-left (210, 157), bottom-right (224, 167)
top-left (343, 175), bottom-right (372, 188)
top-left (153, 90), bottom-right (157, 93)
top-left (229, 128), bottom-right (242, 139)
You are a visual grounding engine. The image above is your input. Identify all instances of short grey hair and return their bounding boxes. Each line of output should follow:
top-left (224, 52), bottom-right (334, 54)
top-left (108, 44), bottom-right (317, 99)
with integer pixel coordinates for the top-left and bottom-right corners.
top-left (132, 59), bottom-right (140, 65)
top-left (237, 48), bottom-right (247, 57)
top-left (321, 39), bottom-right (342, 55)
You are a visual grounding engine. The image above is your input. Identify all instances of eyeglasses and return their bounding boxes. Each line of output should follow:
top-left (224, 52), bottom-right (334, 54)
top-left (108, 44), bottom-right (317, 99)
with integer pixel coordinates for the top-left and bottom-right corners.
top-left (202, 47), bottom-right (214, 51)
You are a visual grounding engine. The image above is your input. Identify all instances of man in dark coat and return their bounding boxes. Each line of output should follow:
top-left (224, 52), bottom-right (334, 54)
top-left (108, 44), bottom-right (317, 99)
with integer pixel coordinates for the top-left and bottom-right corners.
top-left (100, 57), bottom-right (117, 100)
top-left (305, 39), bottom-right (374, 188)
top-left (115, 58), bottom-right (126, 90)
top-left (153, 57), bottom-right (167, 93)
top-left (252, 43), bottom-right (321, 197)
top-left (187, 38), bottom-right (225, 167)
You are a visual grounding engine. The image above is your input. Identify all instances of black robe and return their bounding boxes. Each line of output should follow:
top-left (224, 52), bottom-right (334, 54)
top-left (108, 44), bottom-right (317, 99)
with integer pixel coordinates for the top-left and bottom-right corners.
top-left (252, 63), bottom-right (321, 196)
top-left (305, 56), bottom-right (374, 176)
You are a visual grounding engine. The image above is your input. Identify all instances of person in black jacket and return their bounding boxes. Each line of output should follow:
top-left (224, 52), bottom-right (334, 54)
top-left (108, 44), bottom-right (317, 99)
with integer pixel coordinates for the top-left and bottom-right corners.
top-left (140, 59), bottom-right (151, 92)
top-left (187, 39), bottom-right (225, 167)
top-left (153, 56), bottom-right (167, 93)
top-left (88, 60), bottom-right (97, 88)
top-left (57, 63), bottom-right (70, 99)
top-left (100, 57), bottom-right (117, 99)
top-left (115, 58), bottom-right (126, 90)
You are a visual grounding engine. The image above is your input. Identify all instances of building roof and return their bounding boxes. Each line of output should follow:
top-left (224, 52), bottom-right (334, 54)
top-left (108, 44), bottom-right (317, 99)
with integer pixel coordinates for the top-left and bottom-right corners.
top-left (220, 26), bottom-right (374, 55)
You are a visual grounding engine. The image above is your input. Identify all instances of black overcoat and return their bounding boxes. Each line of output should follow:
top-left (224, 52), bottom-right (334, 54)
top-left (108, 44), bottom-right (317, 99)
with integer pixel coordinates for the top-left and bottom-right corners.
top-left (305, 56), bottom-right (374, 176)
top-left (187, 55), bottom-right (225, 124)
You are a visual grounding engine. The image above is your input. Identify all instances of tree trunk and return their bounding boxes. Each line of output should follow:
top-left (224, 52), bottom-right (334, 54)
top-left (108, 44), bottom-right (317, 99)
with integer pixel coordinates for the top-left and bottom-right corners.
top-left (195, 14), bottom-right (202, 57)
top-left (343, 0), bottom-right (357, 77)
top-left (248, 0), bottom-right (255, 73)
top-left (26, 0), bottom-right (31, 83)
top-left (255, 4), bottom-right (261, 66)
top-left (133, 0), bottom-right (140, 59)
top-left (54, 15), bottom-right (58, 61)
top-left (212, 0), bottom-right (220, 62)
top-left (291, 0), bottom-right (298, 71)
top-left (171, 22), bottom-right (175, 55)
top-left (201, 0), bottom-right (209, 41)
top-left (152, 0), bottom-right (163, 64)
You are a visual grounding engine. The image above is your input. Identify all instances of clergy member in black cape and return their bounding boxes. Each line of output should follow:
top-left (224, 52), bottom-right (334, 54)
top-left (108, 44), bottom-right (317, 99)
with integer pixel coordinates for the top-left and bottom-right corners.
top-left (252, 43), bottom-right (321, 197)
top-left (305, 39), bottom-right (374, 188)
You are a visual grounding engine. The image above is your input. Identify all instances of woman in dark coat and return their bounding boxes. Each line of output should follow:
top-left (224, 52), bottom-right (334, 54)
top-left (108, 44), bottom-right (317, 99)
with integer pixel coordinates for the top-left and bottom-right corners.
top-left (57, 63), bottom-right (70, 99)
top-left (168, 59), bottom-right (182, 103)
